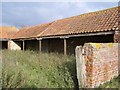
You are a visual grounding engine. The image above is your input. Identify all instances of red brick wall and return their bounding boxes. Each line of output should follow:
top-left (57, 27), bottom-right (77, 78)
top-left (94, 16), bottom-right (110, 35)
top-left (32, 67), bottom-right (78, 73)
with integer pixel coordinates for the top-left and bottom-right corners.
top-left (83, 43), bottom-right (119, 88)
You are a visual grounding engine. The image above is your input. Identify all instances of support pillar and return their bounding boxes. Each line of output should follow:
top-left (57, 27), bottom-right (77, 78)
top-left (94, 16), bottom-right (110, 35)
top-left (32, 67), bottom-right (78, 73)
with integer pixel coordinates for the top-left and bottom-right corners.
top-left (114, 30), bottom-right (120, 43)
top-left (22, 40), bottom-right (25, 51)
top-left (64, 38), bottom-right (67, 57)
top-left (39, 40), bottom-right (42, 52)
top-left (7, 40), bottom-right (10, 50)
top-left (60, 36), bottom-right (69, 58)
top-left (37, 38), bottom-right (42, 52)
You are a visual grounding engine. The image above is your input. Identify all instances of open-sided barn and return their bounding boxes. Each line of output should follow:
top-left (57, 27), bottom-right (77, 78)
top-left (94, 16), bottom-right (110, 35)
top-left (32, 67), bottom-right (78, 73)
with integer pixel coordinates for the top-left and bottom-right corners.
top-left (0, 26), bottom-right (18, 49)
top-left (2, 6), bottom-right (120, 55)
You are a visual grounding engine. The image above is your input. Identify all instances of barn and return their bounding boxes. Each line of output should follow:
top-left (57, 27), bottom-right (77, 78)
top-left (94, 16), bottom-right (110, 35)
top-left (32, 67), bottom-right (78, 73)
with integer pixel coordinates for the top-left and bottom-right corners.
top-left (10, 6), bottom-right (120, 55)
top-left (0, 26), bottom-right (18, 49)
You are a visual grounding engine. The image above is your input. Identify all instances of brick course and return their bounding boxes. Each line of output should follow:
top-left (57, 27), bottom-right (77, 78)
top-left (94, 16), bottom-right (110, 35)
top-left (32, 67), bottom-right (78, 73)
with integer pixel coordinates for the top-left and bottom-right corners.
top-left (84, 43), bottom-right (119, 88)
top-left (76, 43), bottom-right (119, 88)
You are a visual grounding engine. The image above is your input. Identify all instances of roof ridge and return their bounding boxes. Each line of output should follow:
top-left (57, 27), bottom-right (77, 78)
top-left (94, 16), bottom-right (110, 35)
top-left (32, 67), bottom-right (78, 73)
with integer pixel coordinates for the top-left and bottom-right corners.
top-left (19, 22), bottom-right (53, 30)
top-left (36, 22), bottom-right (54, 37)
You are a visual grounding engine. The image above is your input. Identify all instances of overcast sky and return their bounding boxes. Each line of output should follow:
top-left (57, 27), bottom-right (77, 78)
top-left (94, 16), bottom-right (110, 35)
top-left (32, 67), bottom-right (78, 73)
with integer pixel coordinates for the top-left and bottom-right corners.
top-left (0, 2), bottom-right (118, 28)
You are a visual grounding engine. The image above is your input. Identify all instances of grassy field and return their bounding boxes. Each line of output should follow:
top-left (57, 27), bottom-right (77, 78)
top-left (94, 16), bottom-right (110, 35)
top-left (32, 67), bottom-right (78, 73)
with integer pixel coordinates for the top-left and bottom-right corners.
top-left (2, 50), bottom-right (77, 88)
top-left (2, 50), bottom-right (120, 88)
top-left (99, 76), bottom-right (120, 89)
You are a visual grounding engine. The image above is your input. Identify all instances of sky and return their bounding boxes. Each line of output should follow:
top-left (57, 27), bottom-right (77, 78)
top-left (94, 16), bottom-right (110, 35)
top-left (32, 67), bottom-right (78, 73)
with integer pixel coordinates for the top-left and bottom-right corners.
top-left (0, 2), bottom-right (118, 28)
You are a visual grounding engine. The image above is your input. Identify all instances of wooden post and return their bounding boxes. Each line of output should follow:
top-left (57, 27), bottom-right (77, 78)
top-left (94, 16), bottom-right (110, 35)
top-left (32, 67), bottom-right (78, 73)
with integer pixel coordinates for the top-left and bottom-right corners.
top-left (39, 40), bottom-right (42, 52)
top-left (60, 36), bottom-right (69, 58)
top-left (114, 30), bottom-right (120, 43)
top-left (64, 38), bottom-right (67, 57)
top-left (7, 40), bottom-right (10, 50)
top-left (37, 38), bottom-right (42, 53)
top-left (23, 40), bottom-right (25, 51)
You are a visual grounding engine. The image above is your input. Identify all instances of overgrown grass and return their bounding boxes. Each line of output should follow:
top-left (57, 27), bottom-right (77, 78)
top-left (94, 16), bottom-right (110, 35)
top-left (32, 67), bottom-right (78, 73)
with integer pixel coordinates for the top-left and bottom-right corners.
top-left (2, 50), bottom-right (120, 88)
top-left (2, 50), bottom-right (78, 88)
top-left (99, 76), bottom-right (120, 89)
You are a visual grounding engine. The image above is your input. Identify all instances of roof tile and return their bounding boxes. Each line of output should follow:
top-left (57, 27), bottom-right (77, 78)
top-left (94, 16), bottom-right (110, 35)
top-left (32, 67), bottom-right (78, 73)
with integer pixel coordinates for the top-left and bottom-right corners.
top-left (40, 6), bottom-right (119, 37)
top-left (12, 6), bottom-right (119, 39)
top-left (12, 23), bottom-right (52, 39)
top-left (0, 26), bottom-right (18, 39)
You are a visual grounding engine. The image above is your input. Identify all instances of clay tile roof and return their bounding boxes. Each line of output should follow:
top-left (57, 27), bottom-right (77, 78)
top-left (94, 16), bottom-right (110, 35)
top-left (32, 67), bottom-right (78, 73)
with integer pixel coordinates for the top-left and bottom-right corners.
top-left (0, 32), bottom-right (8, 39)
top-left (0, 26), bottom-right (18, 39)
top-left (40, 6), bottom-right (119, 37)
top-left (12, 22), bottom-right (52, 39)
top-left (12, 6), bottom-right (119, 39)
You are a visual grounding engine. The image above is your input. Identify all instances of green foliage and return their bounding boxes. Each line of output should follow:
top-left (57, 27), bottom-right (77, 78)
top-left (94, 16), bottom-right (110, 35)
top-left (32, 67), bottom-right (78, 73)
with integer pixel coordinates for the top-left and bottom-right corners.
top-left (2, 50), bottom-right (119, 88)
top-left (2, 50), bottom-right (76, 88)
top-left (99, 76), bottom-right (120, 89)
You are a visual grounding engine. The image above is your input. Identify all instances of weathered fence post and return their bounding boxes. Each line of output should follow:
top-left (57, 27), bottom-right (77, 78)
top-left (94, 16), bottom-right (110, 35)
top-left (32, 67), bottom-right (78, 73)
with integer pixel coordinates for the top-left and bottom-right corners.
top-left (75, 46), bottom-right (86, 88)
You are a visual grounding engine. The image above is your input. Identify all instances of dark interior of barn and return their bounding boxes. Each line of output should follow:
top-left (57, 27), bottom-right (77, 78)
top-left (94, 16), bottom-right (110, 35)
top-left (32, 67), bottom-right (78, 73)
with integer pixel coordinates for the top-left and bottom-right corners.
top-left (1, 41), bottom-right (8, 49)
top-left (14, 34), bottom-right (114, 55)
